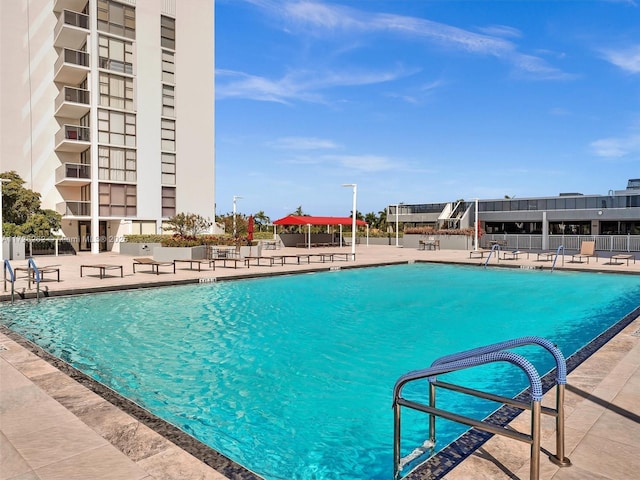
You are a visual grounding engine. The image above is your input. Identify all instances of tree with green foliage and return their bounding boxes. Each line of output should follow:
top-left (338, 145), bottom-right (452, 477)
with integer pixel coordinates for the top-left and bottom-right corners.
top-left (253, 210), bottom-right (271, 231)
top-left (215, 212), bottom-right (247, 237)
top-left (163, 212), bottom-right (212, 236)
top-left (292, 206), bottom-right (306, 216)
top-left (1, 171), bottom-right (62, 237)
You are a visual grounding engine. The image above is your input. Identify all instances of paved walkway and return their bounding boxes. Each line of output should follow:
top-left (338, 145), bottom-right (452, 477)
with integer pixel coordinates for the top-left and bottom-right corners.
top-left (1, 245), bottom-right (638, 479)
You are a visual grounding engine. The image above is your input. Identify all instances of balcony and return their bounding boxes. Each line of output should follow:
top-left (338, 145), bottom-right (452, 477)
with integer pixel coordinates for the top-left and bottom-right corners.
top-left (56, 200), bottom-right (91, 217)
top-left (55, 162), bottom-right (91, 186)
top-left (55, 124), bottom-right (90, 152)
top-left (54, 10), bottom-right (89, 50)
top-left (54, 48), bottom-right (90, 85)
top-left (55, 86), bottom-right (90, 119)
top-left (54, 0), bottom-right (87, 14)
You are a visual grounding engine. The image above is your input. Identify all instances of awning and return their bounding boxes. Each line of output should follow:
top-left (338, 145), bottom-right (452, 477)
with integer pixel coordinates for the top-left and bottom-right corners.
top-left (273, 215), bottom-right (367, 226)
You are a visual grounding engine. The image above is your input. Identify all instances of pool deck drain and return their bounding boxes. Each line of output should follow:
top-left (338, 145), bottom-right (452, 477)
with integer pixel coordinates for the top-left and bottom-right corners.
top-left (1, 246), bottom-right (639, 479)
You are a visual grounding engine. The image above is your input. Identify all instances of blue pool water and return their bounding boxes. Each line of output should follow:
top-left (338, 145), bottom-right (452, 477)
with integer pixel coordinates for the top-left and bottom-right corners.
top-left (2, 264), bottom-right (639, 480)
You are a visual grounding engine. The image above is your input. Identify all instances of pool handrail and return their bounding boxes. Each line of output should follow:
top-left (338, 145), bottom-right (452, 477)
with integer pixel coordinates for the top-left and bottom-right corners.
top-left (483, 243), bottom-right (501, 267)
top-left (3, 259), bottom-right (15, 302)
top-left (551, 245), bottom-right (565, 272)
top-left (393, 350), bottom-right (544, 480)
top-left (27, 257), bottom-right (41, 300)
top-left (429, 335), bottom-right (571, 468)
top-left (430, 336), bottom-right (566, 384)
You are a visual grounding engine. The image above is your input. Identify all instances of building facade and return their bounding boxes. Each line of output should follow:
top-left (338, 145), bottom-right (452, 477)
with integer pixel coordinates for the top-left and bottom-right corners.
top-left (389, 179), bottom-right (640, 245)
top-left (1, 0), bottom-right (214, 253)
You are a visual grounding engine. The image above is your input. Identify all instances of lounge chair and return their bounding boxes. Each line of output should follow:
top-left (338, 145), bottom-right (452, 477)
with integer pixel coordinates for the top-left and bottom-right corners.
top-left (571, 241), bottom-right (598, 264)
top-left (469, 249), bottom-right (490, 259)
top-left (536, 251), bottom-right (556, 261)
top-left (80, 264), bottom-right (123, 279)
top-left (132, 257), bottom-right (175, 275)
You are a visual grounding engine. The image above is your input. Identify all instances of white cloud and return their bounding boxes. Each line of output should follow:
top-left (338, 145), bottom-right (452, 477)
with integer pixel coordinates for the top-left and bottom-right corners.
top-left (600, 45), bottom-right (640, 73)
top-left (268, 136), bottom-right (340, 150)
top-left (244, 0), bottom-right (566, 78)
top-left (590, 133), bottom-right (640, 157)
top-left (476, 25), bottom-right (522, 39)
top-left (326, 154), bottom-right (400, 172)
top-left (216, 66), bottom-right (415, 104)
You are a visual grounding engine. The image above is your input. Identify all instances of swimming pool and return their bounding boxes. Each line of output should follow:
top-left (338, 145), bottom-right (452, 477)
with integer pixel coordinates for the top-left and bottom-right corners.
top-left (1, 263), bottom-right (639, 479)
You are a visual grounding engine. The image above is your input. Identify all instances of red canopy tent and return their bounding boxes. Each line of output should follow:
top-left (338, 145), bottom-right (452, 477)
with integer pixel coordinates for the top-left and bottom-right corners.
top-left (273, 215), bottom-right (368, 250)
top-left (273, 215), bottom-right (366, 226)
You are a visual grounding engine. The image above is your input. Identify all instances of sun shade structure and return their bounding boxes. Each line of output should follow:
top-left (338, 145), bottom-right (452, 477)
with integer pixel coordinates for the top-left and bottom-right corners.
top-left (273, 215), bottom-right (367, 226)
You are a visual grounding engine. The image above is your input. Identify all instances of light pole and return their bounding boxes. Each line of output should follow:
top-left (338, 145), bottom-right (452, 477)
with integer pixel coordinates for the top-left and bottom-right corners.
top-left (474, 198), bottom-right (479, 251)
top-left (233, 195), bottom-right (243, 238)
top-left (0, 178), bottom-right (9, 261)
top-left (394, 204), bottom-right (399, 247)
top-left (341, 183), bottom-right (357, 260)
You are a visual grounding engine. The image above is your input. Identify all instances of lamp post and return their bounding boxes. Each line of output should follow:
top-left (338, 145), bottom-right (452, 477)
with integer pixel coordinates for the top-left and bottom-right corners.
top-left (474, 198), bottom-right (479, 251)
top-left (341, 183), bottom-right (357, 260)
top-left (232, 195), bottom-right (243, 238)
top-left (395, 204), bottom-right (400, 247)
top-left (0, 178), bottom-right (9, 261)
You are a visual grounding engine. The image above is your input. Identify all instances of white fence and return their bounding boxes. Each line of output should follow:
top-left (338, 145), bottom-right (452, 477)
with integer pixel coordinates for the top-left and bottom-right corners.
top-left (481, 234), bottom-right (640, 253)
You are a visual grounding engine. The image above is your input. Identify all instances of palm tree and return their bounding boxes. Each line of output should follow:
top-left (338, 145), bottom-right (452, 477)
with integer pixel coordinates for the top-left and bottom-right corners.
top-left (292, 206), bottom-right (306, 216)
top-left (253, 210), bottom-right (271, 231)
top-left (364, 212), bottom-right (378, 229)
top-left (378, 209), bottom-right (387, 228)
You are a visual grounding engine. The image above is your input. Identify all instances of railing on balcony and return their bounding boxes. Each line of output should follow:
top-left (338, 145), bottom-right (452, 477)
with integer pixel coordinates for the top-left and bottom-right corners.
top-left (56, 201), bottom-right (91, 217)
top-left (55, 86), bottom-right (90, 115)
top-left (65, 86), bottom-right (89, 104)
top-left (64, 124), bottom-right (90, 142)
top-left (61, 48), bottom-right (89, 67)
top-left (62, 9), bottom-right (89, 29)
top-left (54, 9), bottom-right (89, 49)
top-left (55, 163), bottom-right (90, 183)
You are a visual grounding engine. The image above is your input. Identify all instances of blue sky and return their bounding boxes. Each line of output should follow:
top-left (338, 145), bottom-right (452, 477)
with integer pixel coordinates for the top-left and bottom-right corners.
top-left (215, 0), bottom-right (640, 220)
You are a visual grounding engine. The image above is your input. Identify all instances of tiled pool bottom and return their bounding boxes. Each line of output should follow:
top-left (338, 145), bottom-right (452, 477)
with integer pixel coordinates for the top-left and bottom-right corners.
top-left (2, 304), bottom-right (639, 480)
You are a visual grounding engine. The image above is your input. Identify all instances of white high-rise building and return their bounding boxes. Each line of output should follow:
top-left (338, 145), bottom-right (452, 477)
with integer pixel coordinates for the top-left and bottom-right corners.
top-left (0, 0), bottom-right (215, 253)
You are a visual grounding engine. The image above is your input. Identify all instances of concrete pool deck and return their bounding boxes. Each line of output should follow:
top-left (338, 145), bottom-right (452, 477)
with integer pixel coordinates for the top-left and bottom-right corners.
top-left (1, 245), bottom-right (639, 479)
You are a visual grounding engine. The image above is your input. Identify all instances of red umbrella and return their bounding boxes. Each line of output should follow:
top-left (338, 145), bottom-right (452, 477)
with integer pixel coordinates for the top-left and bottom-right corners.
top-left (247, 215), bottom-right (254, 241)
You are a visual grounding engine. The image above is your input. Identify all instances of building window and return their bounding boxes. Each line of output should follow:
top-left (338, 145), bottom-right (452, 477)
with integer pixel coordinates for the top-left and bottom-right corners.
top-left (161, 51), bottom-right (175, 83)
top-left (97, 0), bottom-right (135, 39)
top-left (162, 187), bottom-right (176, 217)
top-left (161, 16), bottom-right (175, 49)
top-left (162, 84), bottom-right (175, 117)
top-left (161, 119), bottom-right (175, 151)
top-left (98, 109), bottom-right (136, 147)
top-left (98, 35), bottom-right (134, 74)
top-left (99, 72), bottom-right (134, 110)
top-left (98, 146), bottom-right (136, 182)
top-left (99, 183), bottom-right (136, 217)
top-left (161, 153), bottom-right (176, 185)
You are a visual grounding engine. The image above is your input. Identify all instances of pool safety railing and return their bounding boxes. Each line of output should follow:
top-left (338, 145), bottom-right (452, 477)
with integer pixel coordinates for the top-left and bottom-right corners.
top-left (483, 243), bottom-right (502, 267)
top-left (3, 259), bottom-right (15, 302)
top-left (27, 258), bottom-right (42, 301)
top-left (392, 336), bottom-right (571, 480)
top-left (551, 245), bottom-right (565, 272)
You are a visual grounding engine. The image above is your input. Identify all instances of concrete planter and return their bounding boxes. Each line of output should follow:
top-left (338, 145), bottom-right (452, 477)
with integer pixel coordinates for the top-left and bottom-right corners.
top-left (152, 245), bottom-right (208, 261)
top-left (239, 244), bottom-right (261, 258)
top-left (119, 242), bottom-right (162, 256)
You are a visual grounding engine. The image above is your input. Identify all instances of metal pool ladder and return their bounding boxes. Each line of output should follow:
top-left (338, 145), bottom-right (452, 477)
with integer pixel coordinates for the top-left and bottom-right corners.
top-left (26, 258), bottom-right (43, 302)
top-left (483, 243), bottom-right (502, 267)
top-left (392, 336), bottom-right (571, 480)
top-left (551, 245), bottom-right (565, 272)
top-left (3, 259), bottom-right (15, 303)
